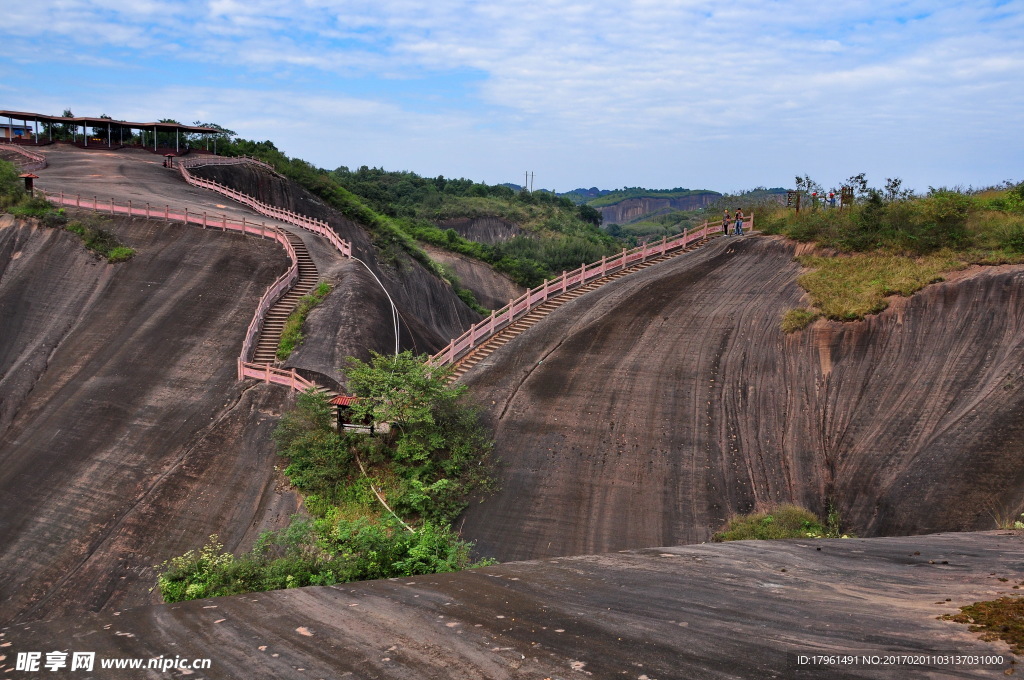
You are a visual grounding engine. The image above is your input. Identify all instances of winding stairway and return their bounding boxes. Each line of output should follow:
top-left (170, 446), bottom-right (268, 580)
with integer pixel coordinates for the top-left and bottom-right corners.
top-left (251, 232), bottom-right (317, 364)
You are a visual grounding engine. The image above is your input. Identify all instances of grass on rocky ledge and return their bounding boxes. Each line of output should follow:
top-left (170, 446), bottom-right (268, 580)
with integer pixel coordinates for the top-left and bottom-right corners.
top-left (277, 281), bottom-right (332, 361)
top-left (762, 181), bottom-right (1024, 330)
top-left (795, 251), bottom-right (963, 321)
top-left (942, 596), bottom-right (1024, 656)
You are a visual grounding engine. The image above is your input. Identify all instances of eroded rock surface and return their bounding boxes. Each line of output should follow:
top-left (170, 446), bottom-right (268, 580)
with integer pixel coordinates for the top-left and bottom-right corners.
top-left (0, 215), bottom-right (296, 625)
top-left (3, 532), bottom-right (1019, 679)
top-left (460, 236), bottom-right (1024, 561)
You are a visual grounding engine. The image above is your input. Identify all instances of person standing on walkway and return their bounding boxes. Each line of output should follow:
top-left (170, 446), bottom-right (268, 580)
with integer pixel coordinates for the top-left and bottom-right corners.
top-left (722, 209), bottom-right (731, 236)
top-left (734, 208), bottom-right (744, 235)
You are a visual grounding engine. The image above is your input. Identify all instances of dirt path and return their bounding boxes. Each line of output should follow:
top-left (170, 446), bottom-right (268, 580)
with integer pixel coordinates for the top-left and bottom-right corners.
top-left (33, 146), bottom-right (346, 277)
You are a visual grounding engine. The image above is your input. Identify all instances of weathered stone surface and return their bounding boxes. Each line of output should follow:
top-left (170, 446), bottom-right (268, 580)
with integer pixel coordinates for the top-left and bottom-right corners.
top-left (437, 215), bottom-right (523, 244)
top-left (0, 213), bottom-right (296, 625)
top-left (459, 236), bottom-right (1024, 562)
top-left (3, 532), bottom-right (1019, 679)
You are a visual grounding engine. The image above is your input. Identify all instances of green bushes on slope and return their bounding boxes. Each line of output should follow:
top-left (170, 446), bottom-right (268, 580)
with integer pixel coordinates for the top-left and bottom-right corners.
top-left (218, 143), bottom-right (619, 290)
top-left (156, 352), bottom-right (496, 602)
top-left (277, 281), bottom-right (332, 361)
top-left (712, 504), bottom-right (844, 541)
top-left (759, 178), bottom-right (1024, 326)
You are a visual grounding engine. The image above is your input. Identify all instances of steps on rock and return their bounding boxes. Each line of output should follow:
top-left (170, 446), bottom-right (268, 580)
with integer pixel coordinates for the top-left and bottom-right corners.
top-left (251, 232), bottom-right (319, 364)
top-left (447, 233), bottom-right (727, 382)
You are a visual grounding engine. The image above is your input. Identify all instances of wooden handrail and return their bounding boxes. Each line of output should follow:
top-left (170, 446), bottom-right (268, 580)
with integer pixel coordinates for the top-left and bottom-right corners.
top-left (430, 215), bottom-right (753, 367)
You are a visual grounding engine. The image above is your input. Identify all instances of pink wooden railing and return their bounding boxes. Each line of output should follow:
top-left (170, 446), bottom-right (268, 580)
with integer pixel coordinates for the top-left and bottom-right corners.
top-left (429, 214), bottom-right (754, 367)
top-left (179, 154), bottom-right (276, 174)
top-left (177, 159), bottom-right (352, 258)
top-left (236, 362), bottom-right (316, 391)
top-left (35, 189), bottom-right (305, 389)
top-left (1, 144), bottom-right (47, 172)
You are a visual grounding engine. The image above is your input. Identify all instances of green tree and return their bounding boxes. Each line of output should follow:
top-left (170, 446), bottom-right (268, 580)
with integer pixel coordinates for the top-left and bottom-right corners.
top-left (343, 351), bottom-right (493, 522)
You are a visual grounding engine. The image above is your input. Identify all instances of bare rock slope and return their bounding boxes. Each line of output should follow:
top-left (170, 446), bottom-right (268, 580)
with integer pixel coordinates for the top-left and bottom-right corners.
top-left (0, 215), bottom-right (297, 625)
top-left (3, 531), bottom-right (1020, 679)
top-left (459, 235), bottom-right (1024, 562)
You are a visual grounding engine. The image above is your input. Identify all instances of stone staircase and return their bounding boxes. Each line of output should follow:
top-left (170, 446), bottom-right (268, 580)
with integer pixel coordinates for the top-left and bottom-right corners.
top-left (251, 231), bottom-right (318, 364)
top-left (448, 233), bottom-right (725, 382)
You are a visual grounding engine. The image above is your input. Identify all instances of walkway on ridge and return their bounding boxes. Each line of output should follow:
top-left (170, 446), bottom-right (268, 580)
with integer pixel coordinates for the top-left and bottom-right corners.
top-left (31, 146), bottom-right (350, 377)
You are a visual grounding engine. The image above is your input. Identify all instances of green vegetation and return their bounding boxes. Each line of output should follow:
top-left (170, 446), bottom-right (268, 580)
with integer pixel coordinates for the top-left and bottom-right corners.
top-left (277, 281), bottom-right (332, 361)
top-left (757, 176), bottom-right (1024, 325)
top-left (942, 596), bottom-right (1024, 655)
top-left (712, 504), bottom-right (844, 541)
top-left (0, 164), bottom-right (136, 264)
top-left (63, 216), bottom-right (137, 263)
top-left (216, 141), bottom-right (618, 289)
top-left (0, 158), bottom-right (26, 211)
top-left (795, 252), bottom-right (960, 320)
top-left (780, 307), bottom-right (820, 333)
top-left (157, 351), bottom-right (496, 602)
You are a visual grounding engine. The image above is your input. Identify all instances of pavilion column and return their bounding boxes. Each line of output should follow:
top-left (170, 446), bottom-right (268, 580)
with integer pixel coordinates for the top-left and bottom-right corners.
top-left (154, 125), bottom-right (157, 151)
top-left (108, 122), bottom-right (111, 148)
top-left (84, 123), bottom-right (87, 147)
top-left (176, 129), bottom-right (179, 153)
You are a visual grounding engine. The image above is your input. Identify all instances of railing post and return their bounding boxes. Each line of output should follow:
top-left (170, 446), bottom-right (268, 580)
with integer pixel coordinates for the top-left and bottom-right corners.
top-left (561, 271), bottom-right (567, 292)
top-left (146, 202), bottom-right (150, 217)
top-left (164, 205), bottom-right (169, 221)
top-left (185, 207), bottom-right (189, 224)
top-left (110, 198), bottom-right (114, 216)
top-left (128, 199), bottom-right (132, 216)
top-left (580, 261), bottom-right (586, 282)
top-left (222, 214), bottom-right (227, 230)
top-left (203, 212), bottom-right (207, 228)
top-left (600, 255), bottom-right (607, 276)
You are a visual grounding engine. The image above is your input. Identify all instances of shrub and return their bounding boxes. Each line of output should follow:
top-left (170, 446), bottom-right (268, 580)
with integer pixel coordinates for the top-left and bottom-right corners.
top-left (712, 504), bottom-right (843, 541)
top-left (156, 517), bottom-right (493, 603)
top-left (106, 246), bottom-right (135, 263)
top-left (277, 281), bottom-right (332, 361)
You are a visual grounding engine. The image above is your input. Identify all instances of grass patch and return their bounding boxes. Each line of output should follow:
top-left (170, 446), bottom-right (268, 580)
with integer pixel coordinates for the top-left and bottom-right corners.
top-left (796, 251), bottom-right (962, 320)
top-left (277, 281), bottom-right (332, 361)
top-left (712, 504), bottom-right (844, 541)
top-left (942, 596), bottom-right (1024, 655)
top-left (781, 307), bottom-right (820, 333)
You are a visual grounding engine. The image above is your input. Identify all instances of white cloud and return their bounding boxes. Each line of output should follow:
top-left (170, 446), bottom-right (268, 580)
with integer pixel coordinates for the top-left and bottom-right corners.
top-left (1, 0), bottom-right (1022, 189)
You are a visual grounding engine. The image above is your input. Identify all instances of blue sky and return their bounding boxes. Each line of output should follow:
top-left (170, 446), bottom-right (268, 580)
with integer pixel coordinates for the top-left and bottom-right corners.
top-left (2, 0), bottom-right (1021, 193)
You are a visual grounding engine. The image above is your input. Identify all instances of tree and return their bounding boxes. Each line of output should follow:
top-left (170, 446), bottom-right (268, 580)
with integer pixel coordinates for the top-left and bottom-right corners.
top-left (343, 351), bottom-right (493, 522)
top-left (59, 109), bottom-right (75, 141)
